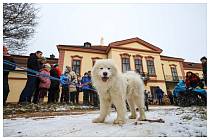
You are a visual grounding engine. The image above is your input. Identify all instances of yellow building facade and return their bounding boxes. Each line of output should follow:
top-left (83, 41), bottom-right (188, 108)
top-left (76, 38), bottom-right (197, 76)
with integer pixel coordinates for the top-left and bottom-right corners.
top-left (57, 37), bottom-right (203, 99)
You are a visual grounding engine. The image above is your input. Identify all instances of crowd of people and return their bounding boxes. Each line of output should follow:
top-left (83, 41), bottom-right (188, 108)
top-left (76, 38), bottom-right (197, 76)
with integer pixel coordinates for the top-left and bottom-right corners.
top-left (3, 48), bottom-right (99, 107)
top-left (3, 47), bottom-right (207, 108)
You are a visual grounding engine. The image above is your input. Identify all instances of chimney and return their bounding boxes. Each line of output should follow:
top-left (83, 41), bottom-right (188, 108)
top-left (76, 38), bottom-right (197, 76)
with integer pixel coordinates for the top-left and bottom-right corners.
top-left (84, 42), bottom-right (91, 47)
top-left (50, 54), bottom-right (55, 59)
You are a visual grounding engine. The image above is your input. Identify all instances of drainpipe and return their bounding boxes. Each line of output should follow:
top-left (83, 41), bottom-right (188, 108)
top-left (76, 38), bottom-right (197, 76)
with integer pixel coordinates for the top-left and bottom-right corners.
top-left (161, 63), bottom-right (166, 81)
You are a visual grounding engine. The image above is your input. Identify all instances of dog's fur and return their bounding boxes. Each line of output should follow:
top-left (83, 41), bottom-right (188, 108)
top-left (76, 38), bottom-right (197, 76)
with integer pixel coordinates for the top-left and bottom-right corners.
top-left (91, 59), bottom-right (146, 125)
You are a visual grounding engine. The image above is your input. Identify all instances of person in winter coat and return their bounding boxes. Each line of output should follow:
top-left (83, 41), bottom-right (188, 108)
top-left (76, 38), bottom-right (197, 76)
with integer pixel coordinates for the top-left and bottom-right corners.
top-left (144, 90), bottom-right (149, 111)
top-left (200, 56), bottom-right (207, 86)
top-left (155, 86), bottom-right (164, 105)
top-left (87, 71), bottom-right (98, 107)
top-left (66, 66), bottom-right (78, 105)
top-left (75, 75), bottom-right (82, 105)
top-left (38, 63), bottom-right (51, 103)
top-left (60, 66), bottom-right (71, 104)
top-left (3, 46), bottom-right (16, 106)
top-left (48, 64), bottom-right (61, 103)
top-left (81, 72), bottom-right (92, 106)
top-left (19, 51), bottom-right (43, 104)
top-left (32, 57), bottom-right (47, 104)
top-left (185, 71), bottom-right (201, 89)
top-left (167, 88), bottom-right (174, 105)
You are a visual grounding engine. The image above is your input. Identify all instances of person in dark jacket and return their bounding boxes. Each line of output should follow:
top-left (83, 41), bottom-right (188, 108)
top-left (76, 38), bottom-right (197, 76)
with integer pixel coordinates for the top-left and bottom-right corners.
top-left (185, 71), bottom-right (201, 89)
top-left (81, 72), bottom-right (92, 106)
top-left (167, 88), bottom-right (174, 105)
top-left (19, 51), bottom-right (43, 104)
top-left (75, 75), bottom-right (82, 105)
top-left (3, 46), bottom-right (16, 106)
top-left (200, 56), bottom-right (207, 86)
top-left (144, 90), bottom-right (149, 111)
top-left (48, 64), bottom-right (61, 103)
top-left (155, 86), bottom-right (164, 105)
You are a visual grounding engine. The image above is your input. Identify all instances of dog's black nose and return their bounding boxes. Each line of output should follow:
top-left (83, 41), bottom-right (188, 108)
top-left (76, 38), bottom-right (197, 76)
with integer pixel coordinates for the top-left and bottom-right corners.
top-left (103, 72), bottom-right (107, 76)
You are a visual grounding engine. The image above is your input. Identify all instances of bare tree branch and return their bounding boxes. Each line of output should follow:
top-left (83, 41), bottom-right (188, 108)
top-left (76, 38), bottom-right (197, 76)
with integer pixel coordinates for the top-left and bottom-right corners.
top-left (3, 3), bottom-right (39, 54)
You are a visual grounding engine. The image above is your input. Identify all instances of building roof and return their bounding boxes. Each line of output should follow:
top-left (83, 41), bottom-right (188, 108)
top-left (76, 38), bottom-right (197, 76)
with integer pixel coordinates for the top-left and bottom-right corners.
top-left (109, 37), bottom-right (163, 53)
top-left (57, 37), bottom-right (163, 54)
top-left (183, 62), bottom-right (202, 70)
top-left (57, 45), bottom-right (108, 54)
top-left (160, 55), bottom-right (184, 62)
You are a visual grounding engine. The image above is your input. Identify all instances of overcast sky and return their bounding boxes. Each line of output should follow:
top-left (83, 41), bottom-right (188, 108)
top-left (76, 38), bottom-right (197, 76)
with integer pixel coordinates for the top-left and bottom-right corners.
top-left (28, 3), bottom-right (207, 63)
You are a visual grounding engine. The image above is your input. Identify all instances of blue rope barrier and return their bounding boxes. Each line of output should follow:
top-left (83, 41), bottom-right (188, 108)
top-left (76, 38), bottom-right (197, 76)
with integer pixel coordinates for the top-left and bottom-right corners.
top-left (4, 60), bottom-right (61, 82)
top-left (4, 60), bottom-right (86, 87)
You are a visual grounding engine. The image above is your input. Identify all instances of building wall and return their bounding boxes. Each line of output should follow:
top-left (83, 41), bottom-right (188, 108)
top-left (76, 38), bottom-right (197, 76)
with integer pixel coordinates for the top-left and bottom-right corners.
top-left (7, 72), bottom-right (27, 103)
top-left (108, 46), bottom-right (167, 94)
top-left (121, 42), bottom-right (152, 51)
top-left (109, 48), bottom-right (165, 81)
top-left (161, 60), bottom-right (184, 78)
top-left (63, 50), bottom-right (107, 75)
top-left (7, 71), bottom-right (85, 103)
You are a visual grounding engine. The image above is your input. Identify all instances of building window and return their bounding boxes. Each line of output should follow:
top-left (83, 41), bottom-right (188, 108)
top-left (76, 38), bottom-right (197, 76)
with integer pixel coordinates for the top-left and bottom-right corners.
top-left (71, 55), bottom-right (83, 76)
top-left (170, 65), bottom-right (179, 81)
top-left (122, 58), bottom-right (130, 72)
top-left (72, 60), bottom-right (81, 75)
top-left (145, 56), bottom-right (156, 76)
top-left (120, 53), bottom-right (131, 73)
top-left (92, 57), bottom-right (102, 66)
top-left (133, 55), bottom-right (143, 74)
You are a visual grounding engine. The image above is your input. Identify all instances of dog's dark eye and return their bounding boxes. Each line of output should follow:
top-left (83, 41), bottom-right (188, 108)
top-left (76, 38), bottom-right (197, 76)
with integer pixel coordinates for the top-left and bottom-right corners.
top-left (100, 68), bottom-right (103, 70)
top-left (107, 68), bottom-right (111, 70)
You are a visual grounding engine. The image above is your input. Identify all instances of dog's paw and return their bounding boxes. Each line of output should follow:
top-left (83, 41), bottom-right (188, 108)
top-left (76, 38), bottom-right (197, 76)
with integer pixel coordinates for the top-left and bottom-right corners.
top-left (138, 116), bottom-right (146, 121)
top-left (138, 108), bottom-right (146, 121)
top-left (113, 119), bottom-right (125, 125)
top-left (92, 117), bottom-right (104, 123)
top-left (129, 114), bottom-right (136, 119)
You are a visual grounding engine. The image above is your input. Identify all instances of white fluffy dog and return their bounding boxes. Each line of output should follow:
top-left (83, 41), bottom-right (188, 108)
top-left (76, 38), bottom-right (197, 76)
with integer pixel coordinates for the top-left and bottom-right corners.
top-left (91, 59), bottom-right (146, 125)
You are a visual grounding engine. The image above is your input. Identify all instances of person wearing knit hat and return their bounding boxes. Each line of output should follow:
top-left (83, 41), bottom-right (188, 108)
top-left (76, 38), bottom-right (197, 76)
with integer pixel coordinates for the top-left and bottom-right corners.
top-left (38, 63), bottom-right (51, 103)
top-left (40, 57), bottom-right (47, 65)
top-left (44, 63), bottom-right (51, 70)
top-left (53, 63), bottom-right (59, 67)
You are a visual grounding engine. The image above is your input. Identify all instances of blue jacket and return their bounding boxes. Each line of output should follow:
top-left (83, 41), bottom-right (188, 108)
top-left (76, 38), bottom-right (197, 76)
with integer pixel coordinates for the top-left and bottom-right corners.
top-left (81, 76), bottom-right (92, 90)
top-left (155, 88), bottom-right (164, 99)
top-left (60, 74), bottom-right (70, 88)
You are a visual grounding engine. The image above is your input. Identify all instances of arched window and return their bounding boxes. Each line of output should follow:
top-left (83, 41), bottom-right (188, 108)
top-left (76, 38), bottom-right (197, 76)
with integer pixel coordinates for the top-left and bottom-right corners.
top-left (133, 55), bottom-right (143, 74)
top-left (145, 56), bottom-right (156, 76)
top-left (170, 64), bottom-right (179, 81)
top-left (120, 53), bottom-right (131, 73)
top-left (91, 57), bottom-right (102, 66)
top-left (71, 55), bottom-right (83, 76)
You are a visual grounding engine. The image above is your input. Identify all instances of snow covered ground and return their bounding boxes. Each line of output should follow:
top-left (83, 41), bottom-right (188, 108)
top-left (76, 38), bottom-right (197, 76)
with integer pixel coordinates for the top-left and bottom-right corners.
top-left (3, 106), bottom-right (207, 137)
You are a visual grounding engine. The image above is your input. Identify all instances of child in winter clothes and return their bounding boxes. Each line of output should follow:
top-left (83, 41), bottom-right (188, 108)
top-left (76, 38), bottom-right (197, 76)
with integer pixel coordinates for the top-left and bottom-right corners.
top-left (60, 67), bottom-right (71, 103)
top-left (81, 72), bottom-right (92, 106)
top-left (38, 63), bottom-right (51, 103)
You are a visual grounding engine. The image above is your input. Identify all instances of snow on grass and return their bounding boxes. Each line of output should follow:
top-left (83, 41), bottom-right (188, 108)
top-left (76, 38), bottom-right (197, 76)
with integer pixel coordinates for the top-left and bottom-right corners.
top-left (3, 106), bottom-right (207, 137)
